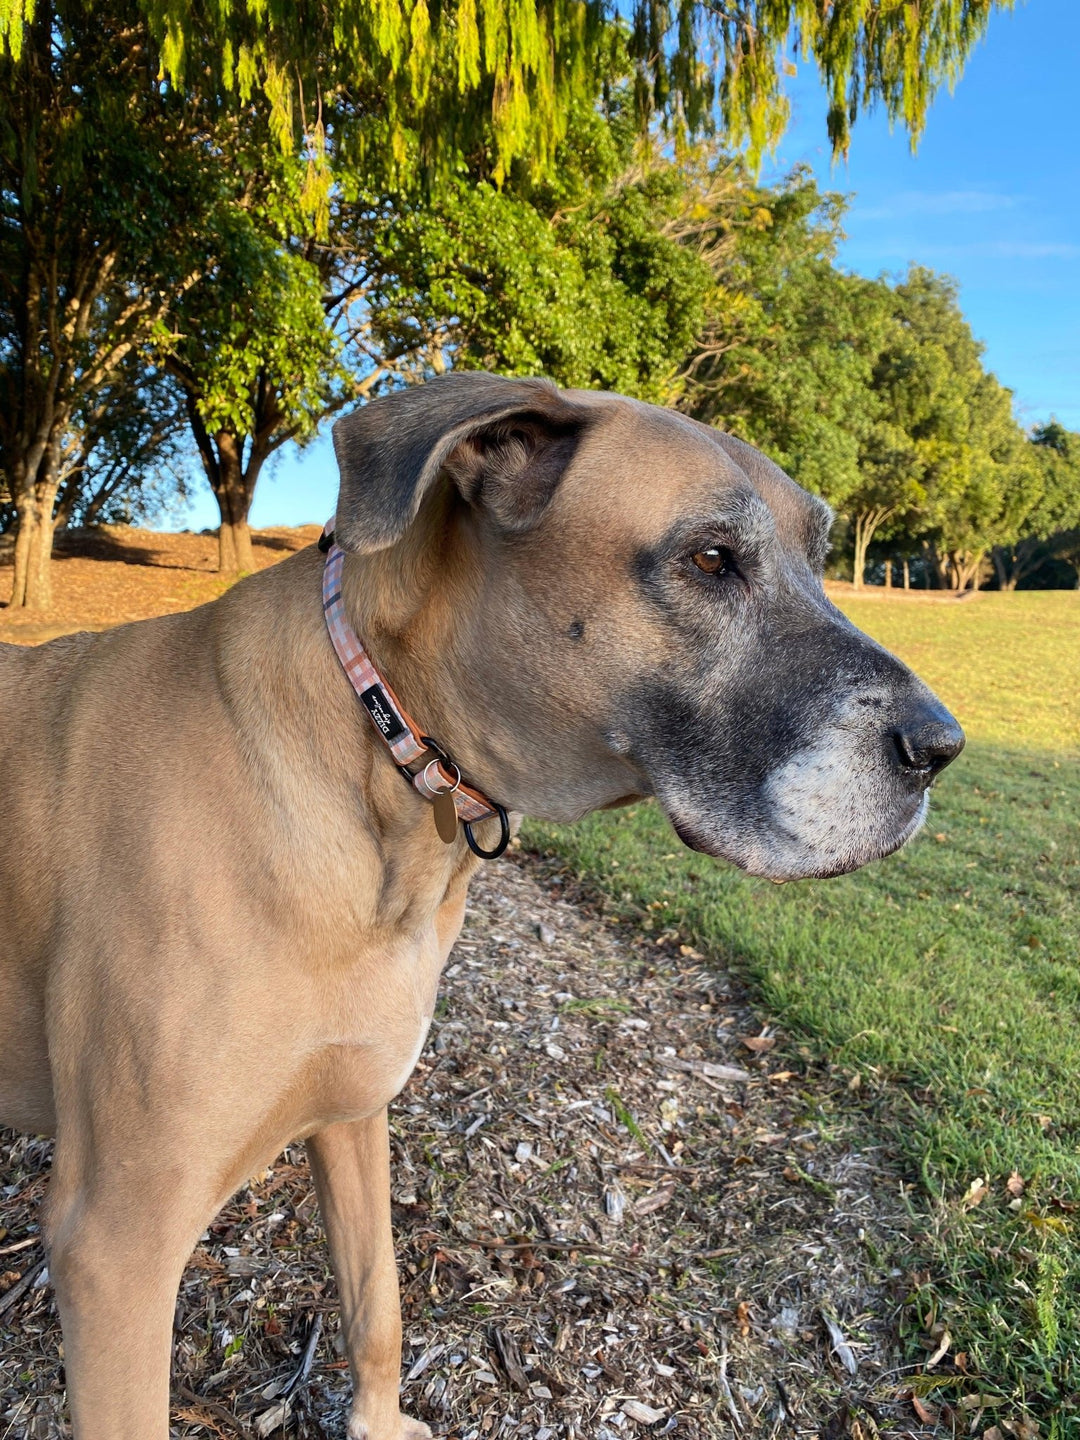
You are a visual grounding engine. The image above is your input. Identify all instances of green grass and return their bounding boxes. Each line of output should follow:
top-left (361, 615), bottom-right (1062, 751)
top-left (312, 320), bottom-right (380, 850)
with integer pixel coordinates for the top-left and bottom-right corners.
top-left (525, 591), bottom-right (1080, 1430)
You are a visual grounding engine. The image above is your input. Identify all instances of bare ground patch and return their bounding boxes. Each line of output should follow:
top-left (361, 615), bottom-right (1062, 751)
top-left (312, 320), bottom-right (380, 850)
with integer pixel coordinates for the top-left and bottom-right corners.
top-left (2, 851), bottom-right (934, 1440)
top-left (0, 526), bottom-right (321, 645)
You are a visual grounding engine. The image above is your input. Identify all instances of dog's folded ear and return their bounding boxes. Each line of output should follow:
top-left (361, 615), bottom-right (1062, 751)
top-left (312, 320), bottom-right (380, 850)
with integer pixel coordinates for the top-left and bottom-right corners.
top-left (331, 373), bottom-right (592, 553)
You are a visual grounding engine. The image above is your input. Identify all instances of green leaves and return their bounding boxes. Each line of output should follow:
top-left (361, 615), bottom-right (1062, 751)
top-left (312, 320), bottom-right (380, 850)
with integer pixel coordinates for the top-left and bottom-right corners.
top-left (359, 119), bottom-right (713, 401)
top-left (0, 1), bottom-right (1019, 192)
top-left (682, 168), bottom-right (890, 511)
top-left (679, 190), bottom-right (1073, 586)
top-left (171, 205), bottom-right (342, 443)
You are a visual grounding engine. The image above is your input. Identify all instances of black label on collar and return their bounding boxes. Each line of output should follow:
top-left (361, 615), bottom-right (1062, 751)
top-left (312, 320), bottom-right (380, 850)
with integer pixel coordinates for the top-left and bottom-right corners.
top-left (360, 684), bottom-right (407, 742)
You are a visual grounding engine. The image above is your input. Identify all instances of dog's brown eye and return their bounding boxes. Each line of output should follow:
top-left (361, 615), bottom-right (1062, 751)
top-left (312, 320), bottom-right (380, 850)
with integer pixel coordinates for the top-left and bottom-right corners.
top-left (692, 546), bottom-right (732, 576)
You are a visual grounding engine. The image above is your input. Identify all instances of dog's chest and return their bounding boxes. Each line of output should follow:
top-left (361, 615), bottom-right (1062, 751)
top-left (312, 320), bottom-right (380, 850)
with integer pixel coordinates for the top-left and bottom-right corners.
top-left (306, 922), bottom-right (451, 1122)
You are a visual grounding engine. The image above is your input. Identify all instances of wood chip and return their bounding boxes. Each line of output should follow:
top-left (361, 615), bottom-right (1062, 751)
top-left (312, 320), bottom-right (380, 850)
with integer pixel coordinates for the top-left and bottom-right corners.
top-left (634, 1182), bottom-right (677, 1216)
top-left (622, 1399), bottom-right (667, 1424)
top-left (653, 1055), bottom-right (751, 1083)
top-left (821, 1313), bottom-right (858, 1375)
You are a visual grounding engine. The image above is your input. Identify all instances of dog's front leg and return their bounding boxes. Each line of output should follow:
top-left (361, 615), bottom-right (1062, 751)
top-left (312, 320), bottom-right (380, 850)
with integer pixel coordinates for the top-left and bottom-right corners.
top-left (45, 1150), bottom-right (218, 1440)
top-left (308, 1113), bottom-right (431, 1440)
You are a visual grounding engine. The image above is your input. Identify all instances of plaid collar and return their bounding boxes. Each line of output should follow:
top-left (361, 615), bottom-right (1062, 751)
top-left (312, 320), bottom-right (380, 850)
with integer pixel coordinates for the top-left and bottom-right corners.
top-left (319, 524), bottom-right (510, 859)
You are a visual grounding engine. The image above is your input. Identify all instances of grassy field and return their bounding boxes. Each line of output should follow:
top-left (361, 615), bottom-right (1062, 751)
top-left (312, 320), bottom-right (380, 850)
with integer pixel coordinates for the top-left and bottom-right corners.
top-left (526, 591), bottom-right (1080, 1432)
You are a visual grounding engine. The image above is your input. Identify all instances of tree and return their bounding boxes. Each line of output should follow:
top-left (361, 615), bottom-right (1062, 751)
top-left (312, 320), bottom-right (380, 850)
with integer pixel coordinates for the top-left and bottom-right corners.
top-left (0, 0), bottom-right (1019, 602)
top-left (680, 170), bottom-right (903, 582)
top-left (0, 1), bottom-right (1020, 192)
top-left (845, 270), bottom-right (972, 588)
top-left (934, 372), bottom-right (1039, 589)
top-left (164, 140), bottom-right (349, 573)
top-left (0, 3), bottom-right (209, 608)
top-left (371, 113), bottom-right (713, 402)
top-left (682, 230), bottom-right (1047, 590)
top-left (52, 359), bottom-right (190, 531)
top-left (164, 102), bottom-right (715, 572)
top-left (875, 269), bottom-right (1037, 590)
top-left (992, 423), bottom-right (1080, 590)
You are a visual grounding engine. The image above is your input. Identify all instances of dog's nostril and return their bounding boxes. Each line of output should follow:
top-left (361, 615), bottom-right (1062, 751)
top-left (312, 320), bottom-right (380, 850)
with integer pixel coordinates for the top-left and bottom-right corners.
top-left (892, 712), bottom-right (965, 777)
top-left (892, 730), bottom-right (919, 770)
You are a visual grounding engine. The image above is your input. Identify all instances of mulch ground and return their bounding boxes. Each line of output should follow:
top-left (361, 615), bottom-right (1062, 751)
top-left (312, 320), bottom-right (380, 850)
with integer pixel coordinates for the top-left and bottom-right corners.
top-left (0, 526), bottom-right (321, 645)
top-left (1, 858), bottom-right (933, 1440)
top-left (1, 527), bottom-right (939, 1439)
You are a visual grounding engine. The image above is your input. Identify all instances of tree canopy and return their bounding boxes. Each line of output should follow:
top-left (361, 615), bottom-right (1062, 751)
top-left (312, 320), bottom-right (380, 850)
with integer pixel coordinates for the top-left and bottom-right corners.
top-left (1, 0), bottom-right (1017, 189)
top-left (0, 2), bottom-right (216, 604)
top-left (1, 0), bottom-right (1073, 606)
top-left (679, 195), bottom-right (1076, 591)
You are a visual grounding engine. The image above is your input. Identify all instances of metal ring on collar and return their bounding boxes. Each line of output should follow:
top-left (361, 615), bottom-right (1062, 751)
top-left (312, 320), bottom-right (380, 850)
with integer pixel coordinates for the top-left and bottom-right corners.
top-left (463, 804), bottom-right (511, 860)
top-left (422, 758), bottom-right (461, 795)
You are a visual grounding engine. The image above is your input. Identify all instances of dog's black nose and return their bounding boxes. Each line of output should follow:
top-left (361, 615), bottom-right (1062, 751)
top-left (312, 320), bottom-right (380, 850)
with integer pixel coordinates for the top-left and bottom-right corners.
top-left (892, 703), bottom-right (965, 779)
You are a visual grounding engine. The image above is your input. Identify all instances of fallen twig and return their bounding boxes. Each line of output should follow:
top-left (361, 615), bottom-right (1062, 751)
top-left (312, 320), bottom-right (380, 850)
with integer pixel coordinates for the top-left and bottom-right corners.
top-left (286, 1311), bottom-right (324, 1397)
top-left (458, 1235), bottom-right (623, 1258)
top-left (718, 1339), bottom-right (744, 1433)
top-left (0, 1258), bottom-right (46, 1320)
top-left (0, 1236), bottom-right (38, 1257)
top-left (175, 1385), bottom-right (255, 1439)
top-left (654, 1056), bottom-right (751, 1085)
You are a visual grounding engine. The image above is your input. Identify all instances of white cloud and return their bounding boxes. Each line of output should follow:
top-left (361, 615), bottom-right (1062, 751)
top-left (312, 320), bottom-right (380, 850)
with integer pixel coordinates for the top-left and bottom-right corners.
top-left (858, 190), bottom-right (1017, 220)
top-left (919, 240), bottom-right (1080, 260)
top-left (843, 238), bottom-right (1080, 263)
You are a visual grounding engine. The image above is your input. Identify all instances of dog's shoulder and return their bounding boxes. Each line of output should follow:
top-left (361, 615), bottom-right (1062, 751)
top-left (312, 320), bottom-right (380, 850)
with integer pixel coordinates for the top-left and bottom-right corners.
top-left (0, 628), bottom-right (100, 703)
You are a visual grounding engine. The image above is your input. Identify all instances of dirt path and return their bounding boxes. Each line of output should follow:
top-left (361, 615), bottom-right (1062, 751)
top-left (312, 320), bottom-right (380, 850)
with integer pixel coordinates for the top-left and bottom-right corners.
top-left (2, 851), bottom-right (928, 1440)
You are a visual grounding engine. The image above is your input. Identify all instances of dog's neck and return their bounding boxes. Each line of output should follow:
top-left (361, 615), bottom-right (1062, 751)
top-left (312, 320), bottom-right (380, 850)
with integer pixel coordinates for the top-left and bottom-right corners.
top-left (210, 545), bottom-right (485, 939)
top-left (337, 510), bottom-right (511, 808)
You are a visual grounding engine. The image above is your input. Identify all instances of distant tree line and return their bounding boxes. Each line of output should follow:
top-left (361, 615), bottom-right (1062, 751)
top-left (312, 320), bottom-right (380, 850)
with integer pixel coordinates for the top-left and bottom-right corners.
top-left (3, 0), bottom-right (1069, 608)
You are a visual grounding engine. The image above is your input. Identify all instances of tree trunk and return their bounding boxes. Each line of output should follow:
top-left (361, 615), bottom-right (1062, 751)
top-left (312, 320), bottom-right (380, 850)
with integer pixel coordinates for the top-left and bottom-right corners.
top-left (946, 549), bottom-right (984, 591)
top-left (902, 557), bottom-right (910, 590)
top-left (217, 515), bottom-right (255, 574)
top-left (233, 515), bottom-right (256, 573)
top-left (960, 551), bottom-right (985, 591)
top-left (211, 432), bottom-right (259, 576)
top-left (851, 507), bottom-right (895, 590)
top-left (8, 474), bottom-right (59, 611)
top-left (25, 486), bottom-right (58, 609)
top-left (852, 517), bottom-right (869, 591)
top-left (991, 547), bottom-right (1020, 591)
top-left (884, 558), bottom-right (892, 589)
top-left (9, 494), bottom-right (35, 609)
top-left (217, 517), bottom-right (238, 574)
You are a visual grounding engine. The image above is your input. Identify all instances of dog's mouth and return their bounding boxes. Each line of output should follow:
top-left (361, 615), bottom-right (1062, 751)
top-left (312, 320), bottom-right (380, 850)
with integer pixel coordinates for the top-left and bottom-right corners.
top-left (668, 788), bottom-right (929, 882)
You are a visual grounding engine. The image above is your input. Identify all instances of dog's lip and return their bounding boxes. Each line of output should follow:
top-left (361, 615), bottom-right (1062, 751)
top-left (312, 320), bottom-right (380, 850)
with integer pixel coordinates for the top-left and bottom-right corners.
top-left (670, 815), bottom-right (714, 854)
top-left (667, 790), bottom-right (929, 879)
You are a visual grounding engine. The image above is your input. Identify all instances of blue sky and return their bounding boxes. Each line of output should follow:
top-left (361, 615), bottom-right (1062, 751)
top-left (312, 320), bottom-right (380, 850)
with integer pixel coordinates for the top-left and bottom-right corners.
top-left (182, 0), bottom-right (1078, 532)
top-left (765, 0), bottom-right (1079, 432)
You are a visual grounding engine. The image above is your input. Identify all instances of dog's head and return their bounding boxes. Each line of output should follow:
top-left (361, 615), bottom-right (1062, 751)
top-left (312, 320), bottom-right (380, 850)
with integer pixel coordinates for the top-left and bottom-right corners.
top-left (332, 373), bottom-right (963, 881)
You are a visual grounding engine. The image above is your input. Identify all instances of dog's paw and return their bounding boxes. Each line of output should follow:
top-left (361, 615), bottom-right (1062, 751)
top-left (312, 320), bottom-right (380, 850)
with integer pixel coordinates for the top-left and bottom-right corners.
top-left (348, 1411), bottom-right (432, 1440)
top-left (399, 1421), bottom-right (432, 1440)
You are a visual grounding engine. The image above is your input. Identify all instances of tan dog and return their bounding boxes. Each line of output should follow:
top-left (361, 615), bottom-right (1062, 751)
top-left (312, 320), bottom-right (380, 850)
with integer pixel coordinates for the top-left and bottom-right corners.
top-left (0, 374), bottom-right (963, 1439)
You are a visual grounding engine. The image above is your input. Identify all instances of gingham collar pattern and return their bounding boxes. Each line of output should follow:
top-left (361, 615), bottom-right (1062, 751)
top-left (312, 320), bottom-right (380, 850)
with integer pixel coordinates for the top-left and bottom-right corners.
top-left (320, 527), bottom-right (500, 826)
